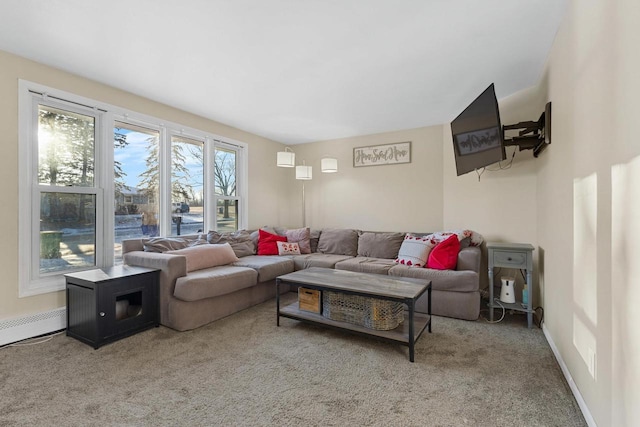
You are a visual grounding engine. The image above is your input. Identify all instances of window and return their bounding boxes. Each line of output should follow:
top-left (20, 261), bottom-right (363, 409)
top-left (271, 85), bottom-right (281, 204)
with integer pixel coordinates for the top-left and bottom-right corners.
top-left (19, 94), bottom-right (104, 296)
top-left (37, 104), bottom-right (101, 275)
top-left (214, 144), bottom-right (240, 232)
top-left (20, 81), bottom-right (248, 296)
top-left (171, 135), bottom-right (204, 236)
top-left (113, 123), bottom-right (160, 262)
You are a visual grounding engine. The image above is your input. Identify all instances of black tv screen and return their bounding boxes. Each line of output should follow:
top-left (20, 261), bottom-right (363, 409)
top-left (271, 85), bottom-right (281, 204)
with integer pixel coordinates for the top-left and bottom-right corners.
top-left (451, 83), bottom-right (506, 176)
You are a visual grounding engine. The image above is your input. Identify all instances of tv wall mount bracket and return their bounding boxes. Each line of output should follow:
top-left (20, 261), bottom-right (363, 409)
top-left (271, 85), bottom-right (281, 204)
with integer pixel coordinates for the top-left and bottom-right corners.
top-left (502, 102), bottom-right (552, 158)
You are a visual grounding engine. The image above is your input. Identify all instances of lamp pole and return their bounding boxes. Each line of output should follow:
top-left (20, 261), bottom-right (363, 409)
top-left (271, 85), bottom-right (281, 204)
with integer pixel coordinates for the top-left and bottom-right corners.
top-left (302, 181), bottom-right (306, 227)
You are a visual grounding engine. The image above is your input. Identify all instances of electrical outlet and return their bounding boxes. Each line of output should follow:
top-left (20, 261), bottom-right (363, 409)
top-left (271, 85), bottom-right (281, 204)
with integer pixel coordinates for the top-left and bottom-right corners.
top-left (588, 348), bottom-right (596, 378)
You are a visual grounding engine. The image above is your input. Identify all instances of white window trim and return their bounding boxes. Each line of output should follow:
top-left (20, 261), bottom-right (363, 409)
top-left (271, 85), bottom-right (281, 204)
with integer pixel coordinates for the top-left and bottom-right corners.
top-left (208, 139), bottom-right (247, 232)
top-left (19, 82), bottom-right (108, 296)
top-left (19, 80), bottom-right (248, 297)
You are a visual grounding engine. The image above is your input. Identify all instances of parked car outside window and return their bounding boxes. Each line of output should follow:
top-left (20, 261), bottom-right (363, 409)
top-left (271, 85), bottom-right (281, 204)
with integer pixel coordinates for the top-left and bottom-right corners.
top-left (171, 202), bottom-right (190, 213)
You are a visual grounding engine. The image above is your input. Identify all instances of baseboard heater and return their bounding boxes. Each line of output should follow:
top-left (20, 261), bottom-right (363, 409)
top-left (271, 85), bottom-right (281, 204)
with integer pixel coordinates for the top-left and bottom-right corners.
top-left (0, 307), bottom-right (66, 347)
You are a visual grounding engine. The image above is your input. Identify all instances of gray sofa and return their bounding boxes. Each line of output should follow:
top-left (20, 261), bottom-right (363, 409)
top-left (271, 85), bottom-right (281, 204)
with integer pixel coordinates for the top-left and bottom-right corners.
top-left (122, 228), bottom-right (482, 331)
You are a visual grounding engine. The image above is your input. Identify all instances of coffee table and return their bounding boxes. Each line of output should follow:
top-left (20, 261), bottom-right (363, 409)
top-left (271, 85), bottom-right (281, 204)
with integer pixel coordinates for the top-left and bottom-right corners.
top-left (276, 267), bottom-right (431, 362)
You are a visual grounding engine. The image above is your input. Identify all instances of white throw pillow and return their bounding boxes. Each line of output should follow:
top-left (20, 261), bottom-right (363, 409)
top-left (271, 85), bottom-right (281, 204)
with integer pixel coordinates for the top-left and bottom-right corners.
top-left (277, 241), bottom-right (301, 255)
top-left (395, 234), bottom-right (437, 267)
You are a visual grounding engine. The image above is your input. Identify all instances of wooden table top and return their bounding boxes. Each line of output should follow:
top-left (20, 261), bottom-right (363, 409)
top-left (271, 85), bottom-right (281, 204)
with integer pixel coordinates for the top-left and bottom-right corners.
top-left (277, 267), bottom-right (430, 300)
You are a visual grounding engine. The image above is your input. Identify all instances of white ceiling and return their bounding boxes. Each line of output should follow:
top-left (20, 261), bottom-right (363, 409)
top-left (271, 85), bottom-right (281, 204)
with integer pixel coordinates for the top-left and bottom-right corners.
top-left (0, 0), bottom-right (567, 145)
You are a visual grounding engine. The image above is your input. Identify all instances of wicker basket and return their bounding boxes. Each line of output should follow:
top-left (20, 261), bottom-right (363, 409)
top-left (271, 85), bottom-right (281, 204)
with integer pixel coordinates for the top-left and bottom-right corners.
top-left (322, 291), bottom-right (404, 331)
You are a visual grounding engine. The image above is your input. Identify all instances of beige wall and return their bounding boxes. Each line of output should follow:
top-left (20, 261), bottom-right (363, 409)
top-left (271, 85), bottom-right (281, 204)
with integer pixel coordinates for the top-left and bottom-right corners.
top-left (443, 84), bottom-right (542, 241)
top-left (292, 125), bottom-right (444, 232)
top-left (4, 1), bottom-right (639, 421)
top-left (440, 1), bottom-right (640, 423)
top-left (0, 50), bottom-right (290, 320)
top-left (536, 0), bottom-right (640, 425)
top-left (442, 85), bottom-right (544, 299)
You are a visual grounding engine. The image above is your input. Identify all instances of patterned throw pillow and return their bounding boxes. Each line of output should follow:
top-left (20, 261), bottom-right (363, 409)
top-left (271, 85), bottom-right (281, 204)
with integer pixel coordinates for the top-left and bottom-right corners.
top-left (277, 241), bottom-right (301, 255)
top-left (427, 229), bottom-right (484, 247)
top-left (395, 234), bottom-right (437, 267)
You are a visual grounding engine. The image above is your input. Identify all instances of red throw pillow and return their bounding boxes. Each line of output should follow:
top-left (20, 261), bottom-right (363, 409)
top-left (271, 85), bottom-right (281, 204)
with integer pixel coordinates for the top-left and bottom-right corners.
top-left (257, 229), bottom-right (287, 255)
top-left (427, 234), bottom-right (460, 270)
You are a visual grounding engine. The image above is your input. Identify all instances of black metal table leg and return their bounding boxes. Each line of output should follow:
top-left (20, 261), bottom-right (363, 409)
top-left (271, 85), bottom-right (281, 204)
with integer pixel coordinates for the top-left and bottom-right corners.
top-left (276, 279), bottom-right (280, 327)
top-left (428, 284), bottom-right (432, 333)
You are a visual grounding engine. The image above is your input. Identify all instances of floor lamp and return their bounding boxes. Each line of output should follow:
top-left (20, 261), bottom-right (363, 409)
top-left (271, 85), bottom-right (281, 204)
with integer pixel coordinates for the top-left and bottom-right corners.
top-left (276, 148), bottom-right (338, 227)
top-left (295, 161), bottom-right (312, 227)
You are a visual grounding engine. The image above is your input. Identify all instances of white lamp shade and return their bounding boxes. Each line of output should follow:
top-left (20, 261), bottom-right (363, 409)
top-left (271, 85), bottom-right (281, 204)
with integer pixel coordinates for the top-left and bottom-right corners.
top-left (296, 165), bottom-right (312, 180)
top-left (321, 157), bottom-right (338, 173)
top-left (277, 151), bottom-right (295, 167)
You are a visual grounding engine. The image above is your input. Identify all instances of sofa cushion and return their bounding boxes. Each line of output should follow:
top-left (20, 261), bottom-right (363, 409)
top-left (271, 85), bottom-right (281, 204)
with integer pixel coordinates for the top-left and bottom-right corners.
top-left (173, 266), bottom-right (257, 301)
top-left (232, 255), bottom-right (294, 282)
top-left (166, 243), bottom-right (239, 272)
top-left (335, 257), bottom-right (397, 275)
top-left (310, 229), bottom-right (321, 253)
top-left (284, 227), bottom-right (311, 254)
top-left (317, 228), bottom-right (358, 256)
top-left (206, 230), bottom-right (256, 257)
top-left (257, 229), bottom-right (287, 256)
top-left (388, 264), bottom-right (479, 292)
top-left (357, 231), bottom-right (405, 259)
top-left (291, 253), bottom-right (353, 271)
top-left (427, 234), bottom-right (460, 270)
top-left (457, 246), bottom-right (481, 272)
top-left (143, 236), bottom-right (207, 253)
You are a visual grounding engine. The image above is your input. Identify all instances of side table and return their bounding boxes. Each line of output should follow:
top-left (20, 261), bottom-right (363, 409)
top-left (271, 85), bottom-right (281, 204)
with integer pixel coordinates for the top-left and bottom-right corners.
top-left (487, 242), bottom-right (535, 328)
top-left (65, 265), bottom-right (160, 348)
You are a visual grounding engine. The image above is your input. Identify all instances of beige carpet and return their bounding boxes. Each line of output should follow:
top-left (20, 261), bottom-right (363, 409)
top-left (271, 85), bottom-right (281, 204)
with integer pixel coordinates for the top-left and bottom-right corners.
top-left (0, 293), bottom-right (585, 426)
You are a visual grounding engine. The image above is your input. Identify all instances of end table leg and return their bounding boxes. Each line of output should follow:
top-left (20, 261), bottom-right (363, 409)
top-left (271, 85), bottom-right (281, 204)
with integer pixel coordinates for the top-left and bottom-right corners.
top-left (488, 266), bottom-right (495, 322)
top-left (527, 269), bottom-right (533, 329)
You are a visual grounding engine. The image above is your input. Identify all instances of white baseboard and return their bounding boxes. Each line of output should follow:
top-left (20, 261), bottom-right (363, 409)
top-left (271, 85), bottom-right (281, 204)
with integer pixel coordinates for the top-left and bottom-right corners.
top-left (0, 307), bottom-right (66, 346)
top-left (542, 323), bottom-right (597, 427)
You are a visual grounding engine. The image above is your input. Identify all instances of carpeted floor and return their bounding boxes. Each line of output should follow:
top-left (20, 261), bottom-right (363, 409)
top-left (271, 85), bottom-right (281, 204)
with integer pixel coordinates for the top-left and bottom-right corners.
top-left (1, 293), bottom-right (585, 426)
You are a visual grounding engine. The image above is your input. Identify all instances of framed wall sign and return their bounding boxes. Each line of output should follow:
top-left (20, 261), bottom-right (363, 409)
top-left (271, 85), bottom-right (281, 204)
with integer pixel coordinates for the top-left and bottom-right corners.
top-left (353, 141), bottom-right (411, 167)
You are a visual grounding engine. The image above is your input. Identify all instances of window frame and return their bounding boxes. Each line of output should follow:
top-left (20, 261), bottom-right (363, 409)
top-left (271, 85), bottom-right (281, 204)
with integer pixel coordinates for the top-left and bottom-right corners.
top-left (169, 133), bottom-right (205, 234)
top-left (211, 140), bottom-right (244, 232)
top-left (19, 80), bottom-right (248, 297)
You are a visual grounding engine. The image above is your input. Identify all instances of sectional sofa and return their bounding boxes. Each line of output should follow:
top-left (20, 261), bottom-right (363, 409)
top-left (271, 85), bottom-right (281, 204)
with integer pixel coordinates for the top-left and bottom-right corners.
top-left (122, 228), bottom-right (483, 331)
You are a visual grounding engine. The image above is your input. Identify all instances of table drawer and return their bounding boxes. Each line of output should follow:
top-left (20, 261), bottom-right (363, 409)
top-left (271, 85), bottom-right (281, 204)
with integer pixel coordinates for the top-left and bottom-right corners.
top-left (493, 251), bottom-right (527, 268)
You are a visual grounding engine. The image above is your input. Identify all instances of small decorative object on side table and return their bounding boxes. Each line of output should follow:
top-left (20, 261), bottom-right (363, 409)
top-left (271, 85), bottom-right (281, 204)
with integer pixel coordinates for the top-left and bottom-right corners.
top-left (65, 265), bottom-right (160, 349)
top-left (487, 242), bottom-right (535, 328)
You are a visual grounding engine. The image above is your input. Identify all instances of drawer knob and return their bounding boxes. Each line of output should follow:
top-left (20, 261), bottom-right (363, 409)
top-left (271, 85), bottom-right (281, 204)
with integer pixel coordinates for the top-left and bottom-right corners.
top-left (507, 257), bottom-right (512, 261)
top-left (99, 312), bottom-right (105, 317)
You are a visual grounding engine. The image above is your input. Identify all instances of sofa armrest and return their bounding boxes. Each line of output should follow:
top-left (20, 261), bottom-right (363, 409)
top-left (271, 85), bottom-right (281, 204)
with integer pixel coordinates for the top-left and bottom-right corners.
top-left (122, 238), bottom-right (145, 254)
top-left (457, 246), bottom-right (481, 273)
top-left (123, 251), bottom-right (187, 323)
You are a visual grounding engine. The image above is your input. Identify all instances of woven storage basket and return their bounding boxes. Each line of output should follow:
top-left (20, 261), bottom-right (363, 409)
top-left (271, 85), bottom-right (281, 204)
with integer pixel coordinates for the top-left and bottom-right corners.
top-left (322, 291), bottom-right (404, 330)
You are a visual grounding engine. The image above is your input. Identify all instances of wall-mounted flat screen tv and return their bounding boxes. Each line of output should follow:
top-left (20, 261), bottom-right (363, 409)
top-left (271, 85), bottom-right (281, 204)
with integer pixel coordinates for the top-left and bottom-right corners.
top-left (451, 83), bottom-right (506, 176)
